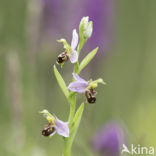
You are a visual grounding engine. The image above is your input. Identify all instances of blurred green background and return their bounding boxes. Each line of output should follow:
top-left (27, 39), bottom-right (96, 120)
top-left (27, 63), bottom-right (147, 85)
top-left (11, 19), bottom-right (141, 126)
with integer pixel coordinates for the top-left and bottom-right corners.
top-left (0, 0), bottom-right (156, 155)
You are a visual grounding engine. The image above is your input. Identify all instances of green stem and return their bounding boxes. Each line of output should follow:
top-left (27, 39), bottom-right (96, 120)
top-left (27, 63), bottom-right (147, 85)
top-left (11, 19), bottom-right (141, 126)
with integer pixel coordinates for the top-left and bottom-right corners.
top-left (63, 40), bottom-right (84, 156)
top-left (63, 137), bottom-right (72, 156)
top-left (63, 73), bottom-right (77, 156)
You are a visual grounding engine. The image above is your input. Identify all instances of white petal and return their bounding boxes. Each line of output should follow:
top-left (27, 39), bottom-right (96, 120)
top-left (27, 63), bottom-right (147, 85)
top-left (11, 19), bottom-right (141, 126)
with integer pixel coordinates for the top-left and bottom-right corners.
top-left (69, 50), bottom-right (78, 63)
top-left (55, 119), bottom-right (69, 137)
top-left (68, 81), bottom-right (88, 93)
top-left (71, 29), bottom-right (78, 50)
top-left (72, 73), bottom-right (87, 83)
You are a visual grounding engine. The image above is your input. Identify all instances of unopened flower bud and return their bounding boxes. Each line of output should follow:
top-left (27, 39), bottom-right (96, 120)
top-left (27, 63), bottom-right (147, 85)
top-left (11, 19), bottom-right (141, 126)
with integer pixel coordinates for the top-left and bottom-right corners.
top-left (79, 16), bottom-right (93, 39)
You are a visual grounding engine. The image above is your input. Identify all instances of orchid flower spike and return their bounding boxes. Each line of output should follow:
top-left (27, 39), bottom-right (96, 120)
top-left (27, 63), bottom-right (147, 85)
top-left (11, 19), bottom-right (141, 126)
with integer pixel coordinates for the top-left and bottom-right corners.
top-left (56, 29), bottom-right (78, 66)
top-left (68, 73), bottom-right (106, 104)
top-left (40, 110), bottom-right (69, 138)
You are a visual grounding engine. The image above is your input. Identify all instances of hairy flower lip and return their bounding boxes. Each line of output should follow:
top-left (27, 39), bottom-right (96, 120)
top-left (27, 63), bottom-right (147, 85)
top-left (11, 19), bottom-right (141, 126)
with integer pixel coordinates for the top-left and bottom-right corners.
top-left (56, 51), bottom-right (69, 65)
top-left (85, 89), bottom-right (96, 104)
top-left (42, 124), bottom-right (56, 137)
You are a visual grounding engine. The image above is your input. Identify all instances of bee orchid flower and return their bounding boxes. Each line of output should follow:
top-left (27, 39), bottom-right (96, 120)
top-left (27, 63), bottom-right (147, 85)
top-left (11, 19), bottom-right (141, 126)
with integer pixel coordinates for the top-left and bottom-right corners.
top-left (68, 73), bottom-right (105, 103)
top-left (57, 29), bottom-right (78, 66)
top-left (40, 110), bottom-right (69, 137)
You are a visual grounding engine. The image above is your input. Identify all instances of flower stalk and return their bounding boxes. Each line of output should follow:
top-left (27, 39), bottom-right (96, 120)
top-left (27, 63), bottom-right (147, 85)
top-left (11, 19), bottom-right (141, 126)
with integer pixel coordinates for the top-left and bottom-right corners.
top-left (40, 16), bottom-right (105, 156)
top-left (63, 47), bottom-right (81, 156)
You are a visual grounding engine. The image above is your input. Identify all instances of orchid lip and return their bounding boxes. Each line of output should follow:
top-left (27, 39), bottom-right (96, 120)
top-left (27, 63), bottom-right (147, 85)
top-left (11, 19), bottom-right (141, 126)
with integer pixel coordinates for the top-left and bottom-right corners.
top-left (42, 125), bottom-right (56, 137)
top-left (85, 89), bottom-right (96, 104)
top-left (56, 52), bottom-right (69, 64)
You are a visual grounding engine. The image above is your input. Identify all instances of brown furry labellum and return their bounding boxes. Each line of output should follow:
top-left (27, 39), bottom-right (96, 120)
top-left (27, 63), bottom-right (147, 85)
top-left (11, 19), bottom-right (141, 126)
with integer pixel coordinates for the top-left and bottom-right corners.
top-left (42, 124), bottom-right (56, 137)
top-left (85, 89), bottom-right (96, 104)
top-left (57, 52), bottom-right (69, 64)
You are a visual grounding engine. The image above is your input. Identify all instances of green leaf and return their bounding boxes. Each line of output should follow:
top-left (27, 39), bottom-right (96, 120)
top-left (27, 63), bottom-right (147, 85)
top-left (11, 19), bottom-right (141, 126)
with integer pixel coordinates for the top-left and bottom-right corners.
top-left (53, 65), bottom-right (69, 99)
top-left (72, 103), bottom-right (84, 129)
top-left (79, 47), bottom-right (98, 73)
top-left (70, 103), bottom-right (84, 142)
top-left (63, 103), bottom-right (84, 156)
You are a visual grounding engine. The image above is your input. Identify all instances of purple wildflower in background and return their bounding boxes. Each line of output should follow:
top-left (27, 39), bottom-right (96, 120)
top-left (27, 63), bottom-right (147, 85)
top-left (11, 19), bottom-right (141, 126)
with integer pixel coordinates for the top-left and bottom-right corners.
top-left (68, 73), bottom-right (105, 104)
top-left (91, 121), bottom-right (127, 156)
top-left (83, 0), bottom-right (115, 52)
top-left (40, 110), bottom-right (69, 137)
top-left (40, 0), bottom-right (115, 53)
top-left (41, 0), bottom-right (67, 40)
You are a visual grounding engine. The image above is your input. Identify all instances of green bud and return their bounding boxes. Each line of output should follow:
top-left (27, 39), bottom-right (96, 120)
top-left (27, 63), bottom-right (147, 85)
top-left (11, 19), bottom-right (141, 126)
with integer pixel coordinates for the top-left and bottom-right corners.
top-left (83, 21), bottom-right (93, 39)
top-left (79, 16), bottom-right (93, 40)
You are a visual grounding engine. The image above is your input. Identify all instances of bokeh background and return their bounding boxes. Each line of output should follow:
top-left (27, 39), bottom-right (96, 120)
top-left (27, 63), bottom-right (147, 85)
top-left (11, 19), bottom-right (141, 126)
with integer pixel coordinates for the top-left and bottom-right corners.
top-left (0, 0), bottom-right (156, 155)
